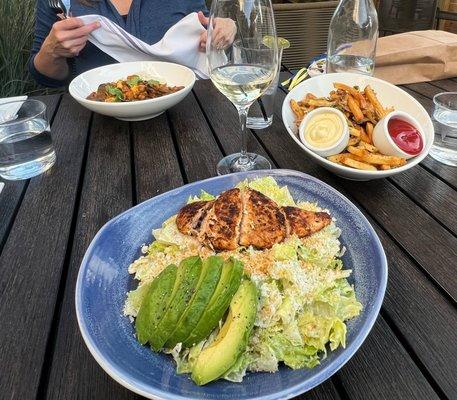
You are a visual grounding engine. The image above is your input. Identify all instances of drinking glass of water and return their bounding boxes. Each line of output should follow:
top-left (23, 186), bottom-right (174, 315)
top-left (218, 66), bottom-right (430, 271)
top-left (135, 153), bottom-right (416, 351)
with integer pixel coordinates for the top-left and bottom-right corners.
top-left (326, 0), bottom-right (378, 76)
top-left (246, 43), bottom-right (286, 130)
top-left (0, 99), bottom-right (56, 180)
top-left (430, 92), bottom-right (457, 166)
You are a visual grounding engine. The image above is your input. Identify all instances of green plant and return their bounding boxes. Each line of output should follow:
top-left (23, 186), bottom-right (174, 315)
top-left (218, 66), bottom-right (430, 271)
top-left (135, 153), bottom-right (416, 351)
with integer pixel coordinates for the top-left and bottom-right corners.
top-left (0, 0), bottom-right (42, 97)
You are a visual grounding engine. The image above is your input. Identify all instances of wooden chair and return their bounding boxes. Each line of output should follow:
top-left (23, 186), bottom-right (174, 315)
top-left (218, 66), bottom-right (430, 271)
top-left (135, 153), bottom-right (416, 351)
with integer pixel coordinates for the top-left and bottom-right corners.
top-left (273, 1), bottom-right (338, 69)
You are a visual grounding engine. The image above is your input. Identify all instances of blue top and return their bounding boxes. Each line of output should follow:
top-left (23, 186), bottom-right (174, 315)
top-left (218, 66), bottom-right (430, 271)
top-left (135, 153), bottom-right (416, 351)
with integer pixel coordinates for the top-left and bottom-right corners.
top-left (29, 0), bottom-right (207, 87)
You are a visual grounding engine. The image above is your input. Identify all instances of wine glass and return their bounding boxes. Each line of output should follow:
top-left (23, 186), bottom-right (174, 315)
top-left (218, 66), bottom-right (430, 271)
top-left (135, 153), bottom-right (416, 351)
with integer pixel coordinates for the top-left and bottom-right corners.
top-left (207, 0), bottom-right (279, 175)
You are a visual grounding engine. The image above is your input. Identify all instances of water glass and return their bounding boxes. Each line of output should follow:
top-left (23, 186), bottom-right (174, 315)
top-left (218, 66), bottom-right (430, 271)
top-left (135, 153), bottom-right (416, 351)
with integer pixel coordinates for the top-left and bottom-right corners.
top-left (430, 92), bottom-right (457, 167)
top-left (0, 99), bottom-right (56, 180)
top-left (247, 49), bottom-right (283, 130)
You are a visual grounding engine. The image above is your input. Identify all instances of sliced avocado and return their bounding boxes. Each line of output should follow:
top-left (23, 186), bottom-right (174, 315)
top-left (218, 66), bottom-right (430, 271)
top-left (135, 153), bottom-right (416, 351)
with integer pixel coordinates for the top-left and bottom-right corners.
top-left (149, 256), bottom-right (202, 351)
top-left (165, 256), bottom-right (224, 348)
top-left (182, 257), bottom-right (243, 348)
top-left (135, 264), bottom-right (177, 345)
top-left (191, 280), bottom-right (258, 385)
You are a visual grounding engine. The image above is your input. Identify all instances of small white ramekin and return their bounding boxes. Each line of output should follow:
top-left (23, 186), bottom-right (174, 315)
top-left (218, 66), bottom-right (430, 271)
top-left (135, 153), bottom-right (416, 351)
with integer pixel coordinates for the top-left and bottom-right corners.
top-left (298, 107), bottom-right (349, 157)
top-left (372, 111), bottom-right (425, 160)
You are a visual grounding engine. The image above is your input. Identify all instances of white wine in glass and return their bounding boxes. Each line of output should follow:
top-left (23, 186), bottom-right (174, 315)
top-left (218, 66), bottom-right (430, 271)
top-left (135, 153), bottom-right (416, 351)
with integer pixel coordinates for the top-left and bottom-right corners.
top-left (207, 0), bottom-right (279, 175)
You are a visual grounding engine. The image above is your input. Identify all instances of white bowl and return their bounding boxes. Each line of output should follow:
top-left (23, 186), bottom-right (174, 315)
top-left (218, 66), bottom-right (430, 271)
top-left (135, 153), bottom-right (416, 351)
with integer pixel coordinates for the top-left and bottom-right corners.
top-left (69, 61), bottom-right (196, 121)
top-left (298, 107), bottom-right (349, 157)
top-left (372, 111), bottom-right (424, 160)
top-left (282, 73), bottom-right (434, 180)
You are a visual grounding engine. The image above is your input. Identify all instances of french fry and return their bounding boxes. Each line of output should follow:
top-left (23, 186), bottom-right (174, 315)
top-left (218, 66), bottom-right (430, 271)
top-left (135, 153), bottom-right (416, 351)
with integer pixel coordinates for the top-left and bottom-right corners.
top-left (348, 137), bottom-right (360, 147)
top-left (364, 85), bottom-right (386, 118)
top-left (379, 164), bottom-right (391, 170)
top-left (308, 99), bottom-right (335, 107)
top-left (305, 93), bottom-right (317, 102)
top-left (359, 141), bottom-right (378, 153)
top-left (364, 110), bottom-right (378, 124)
top-left (327, 154), bottom-right (351, 164)
top-left (347, 146), bottom-right (406, 166)
top-left (334, 83), bottom-right (367, 108)
top-left (358, 126), bottom-right (371, 144)
top-left (334, 83), bottom-right (360, 99)
top-left (342, 157), bottom-right (377, 171)
top-left (347, 95), bottom-right (364, 122)
top-left (347, 146), bottom-right (366, 157)
top-left (290, 99), bottom-right (304, 119)
top-left (349, 127), bottom-right (361, 137)
top-left (366, 122), bottom-right (374, 143)
top-left (357, 93), bottom-right (368, 109)
top-left (328, 152), bottom-right (366, 163)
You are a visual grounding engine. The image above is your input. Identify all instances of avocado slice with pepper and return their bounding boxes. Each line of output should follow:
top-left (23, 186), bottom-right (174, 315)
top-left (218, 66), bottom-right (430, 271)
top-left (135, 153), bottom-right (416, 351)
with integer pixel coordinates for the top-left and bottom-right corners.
top-left (182, 257), bottom-right (243, 348)
top-left (135, 264), bottom-right (177, 345)
top-left (149, 256), bottom-right (202, 351)
top-left (165, 256), bottom-right (224, 349)
top-left (191, 279), bottom-right (258, 385)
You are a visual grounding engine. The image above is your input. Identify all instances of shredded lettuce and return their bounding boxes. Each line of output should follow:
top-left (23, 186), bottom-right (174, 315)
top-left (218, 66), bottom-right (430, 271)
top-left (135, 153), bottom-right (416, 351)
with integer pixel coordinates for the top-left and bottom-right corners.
top-left (272, 239), bottom-right (299, 261)
top-left (236, 177), bottom-right (295, 206)
top-left (223, 353), bottom-right (251, 382)
top-left (124, 282), bottom-right (150, 317)
top-left (187, 190), bottom-right (216, 203)
top-left (147, 241), bottom-right (178, 255)
top-left (151, 216), bottom-right (195, 248)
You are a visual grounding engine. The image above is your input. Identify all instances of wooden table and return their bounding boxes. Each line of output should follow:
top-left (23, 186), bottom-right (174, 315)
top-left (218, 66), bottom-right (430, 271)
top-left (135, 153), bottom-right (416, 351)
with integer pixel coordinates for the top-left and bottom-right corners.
top-left (1, 76), bottom-right (456, 400)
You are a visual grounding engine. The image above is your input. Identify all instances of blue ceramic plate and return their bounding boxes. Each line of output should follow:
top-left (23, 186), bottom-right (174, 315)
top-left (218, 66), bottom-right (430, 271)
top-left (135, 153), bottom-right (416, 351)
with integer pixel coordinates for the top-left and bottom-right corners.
top-left (76, 169), bottom-right (387, 400)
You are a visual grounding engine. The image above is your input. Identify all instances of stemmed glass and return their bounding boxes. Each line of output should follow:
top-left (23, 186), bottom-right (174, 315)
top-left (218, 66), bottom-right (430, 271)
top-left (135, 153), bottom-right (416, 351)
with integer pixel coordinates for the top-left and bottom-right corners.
top-left (207, 0), bottom-right (279, 175)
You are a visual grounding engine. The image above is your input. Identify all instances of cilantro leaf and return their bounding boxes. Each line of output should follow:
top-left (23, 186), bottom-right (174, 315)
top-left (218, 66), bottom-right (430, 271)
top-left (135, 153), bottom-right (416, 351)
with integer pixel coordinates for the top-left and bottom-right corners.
top-left (106, 85), bottom-right (124, 102)
top-left (127, 75), bottom-right (142, 87)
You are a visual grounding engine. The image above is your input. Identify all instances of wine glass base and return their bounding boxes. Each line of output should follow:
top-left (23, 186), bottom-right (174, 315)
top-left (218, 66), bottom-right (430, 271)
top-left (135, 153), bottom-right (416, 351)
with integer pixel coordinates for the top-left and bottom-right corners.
top-left (217, 153), bottom-right (271, 175)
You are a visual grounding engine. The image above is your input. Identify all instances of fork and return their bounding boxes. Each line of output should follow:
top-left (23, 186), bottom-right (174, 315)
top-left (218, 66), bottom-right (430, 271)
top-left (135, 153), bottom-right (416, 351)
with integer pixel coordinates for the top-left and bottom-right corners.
top-left (48, 0), bottom-right (69, 18)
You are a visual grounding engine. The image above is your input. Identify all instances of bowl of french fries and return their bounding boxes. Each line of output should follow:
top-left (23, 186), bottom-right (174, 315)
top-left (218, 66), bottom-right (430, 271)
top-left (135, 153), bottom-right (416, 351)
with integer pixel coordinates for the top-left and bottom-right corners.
top-left (281, 73), bottom-right (434, 180)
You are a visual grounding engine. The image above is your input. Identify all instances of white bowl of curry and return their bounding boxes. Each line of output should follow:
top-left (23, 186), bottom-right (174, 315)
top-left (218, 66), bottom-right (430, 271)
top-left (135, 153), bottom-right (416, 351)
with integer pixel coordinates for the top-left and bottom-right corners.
top-left (69, 61), bottom-right (195, 121)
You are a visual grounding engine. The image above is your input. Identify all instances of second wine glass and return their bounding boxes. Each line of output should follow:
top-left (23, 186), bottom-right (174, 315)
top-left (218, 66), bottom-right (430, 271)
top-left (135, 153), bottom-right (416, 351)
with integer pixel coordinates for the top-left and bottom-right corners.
top-left (207, 0), bottom-right (279, 175)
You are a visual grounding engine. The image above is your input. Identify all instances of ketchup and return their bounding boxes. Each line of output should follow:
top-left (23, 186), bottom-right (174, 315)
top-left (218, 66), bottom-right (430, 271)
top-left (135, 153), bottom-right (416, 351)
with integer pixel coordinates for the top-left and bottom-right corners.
top-left (388, 118), bottom-right (423, 155)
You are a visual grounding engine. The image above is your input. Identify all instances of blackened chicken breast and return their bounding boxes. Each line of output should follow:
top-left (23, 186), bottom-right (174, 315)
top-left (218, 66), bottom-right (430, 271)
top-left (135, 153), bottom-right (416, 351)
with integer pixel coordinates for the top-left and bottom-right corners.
top-left (239, 189), bottom-right (286, 249)
top-left (176, 187), bottom-right (331, 251)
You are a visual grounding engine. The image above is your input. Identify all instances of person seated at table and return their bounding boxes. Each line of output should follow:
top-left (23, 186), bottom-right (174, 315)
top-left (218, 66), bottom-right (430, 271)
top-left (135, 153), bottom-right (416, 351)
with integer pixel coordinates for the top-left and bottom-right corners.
top-left (29, 0), bottom-right (236, 87)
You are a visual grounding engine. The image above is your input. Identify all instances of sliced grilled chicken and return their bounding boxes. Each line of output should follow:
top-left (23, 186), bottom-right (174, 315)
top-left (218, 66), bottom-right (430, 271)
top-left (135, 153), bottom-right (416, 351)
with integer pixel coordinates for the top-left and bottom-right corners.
top-left (239, 188), bottom-right (286, 249)
top-left (282, 206), bottom-right (332, 238)
top-left (199, 188), bottom-right (243, 251)
top-left (175, 188), bottom-right (331, 251)
top-left (176, 200), bottom-right (214, 236)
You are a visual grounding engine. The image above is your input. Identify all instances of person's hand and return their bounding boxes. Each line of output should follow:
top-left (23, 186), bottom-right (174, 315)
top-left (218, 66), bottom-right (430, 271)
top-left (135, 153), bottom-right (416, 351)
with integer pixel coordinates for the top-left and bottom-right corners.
top-left (198, 11), bottom-right (236, 52)
top-left (41, 17), bottom-right (100, 59)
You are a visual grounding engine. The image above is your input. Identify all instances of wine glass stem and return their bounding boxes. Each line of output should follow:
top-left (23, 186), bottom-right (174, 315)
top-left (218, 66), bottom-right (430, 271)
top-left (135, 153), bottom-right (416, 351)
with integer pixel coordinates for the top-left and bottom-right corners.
top-left (237, 105), bottom-right (250, 165)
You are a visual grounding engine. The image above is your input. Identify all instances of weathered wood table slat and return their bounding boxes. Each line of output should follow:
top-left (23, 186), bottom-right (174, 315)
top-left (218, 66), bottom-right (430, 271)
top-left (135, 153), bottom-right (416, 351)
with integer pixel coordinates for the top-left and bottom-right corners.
top-left (0, 76), bottom-right (456, 400)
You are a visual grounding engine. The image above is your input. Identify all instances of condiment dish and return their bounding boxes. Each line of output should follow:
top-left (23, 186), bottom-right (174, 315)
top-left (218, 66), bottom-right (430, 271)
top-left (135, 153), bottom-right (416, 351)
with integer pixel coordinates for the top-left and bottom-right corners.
top-left (298, 107), bottom-right (349, 157)
top-left (372, 111), bottom-right (424, 159)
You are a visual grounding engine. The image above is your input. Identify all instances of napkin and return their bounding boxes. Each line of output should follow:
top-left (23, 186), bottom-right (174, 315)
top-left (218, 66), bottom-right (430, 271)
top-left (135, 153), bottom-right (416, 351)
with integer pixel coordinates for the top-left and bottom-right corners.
top-left (79, 13), bottom-right (209, 79)
top-left (0, 96), bottom-right (27, 124)
top-left (374, 30), bottom-right (457, 85)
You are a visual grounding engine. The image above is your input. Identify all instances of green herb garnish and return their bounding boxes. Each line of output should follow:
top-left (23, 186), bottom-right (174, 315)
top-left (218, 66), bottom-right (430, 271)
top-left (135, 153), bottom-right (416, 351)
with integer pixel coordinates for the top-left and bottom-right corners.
top-left (127, 75), bottom-right (142, 87)
top-left (106, 86), bottom-right (124, 102)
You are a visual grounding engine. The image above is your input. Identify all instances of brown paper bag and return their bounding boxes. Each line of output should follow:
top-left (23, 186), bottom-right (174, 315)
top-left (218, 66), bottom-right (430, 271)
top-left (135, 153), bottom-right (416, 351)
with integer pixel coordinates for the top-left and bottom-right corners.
top-left (374, 30), bottom-right (457, 84)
